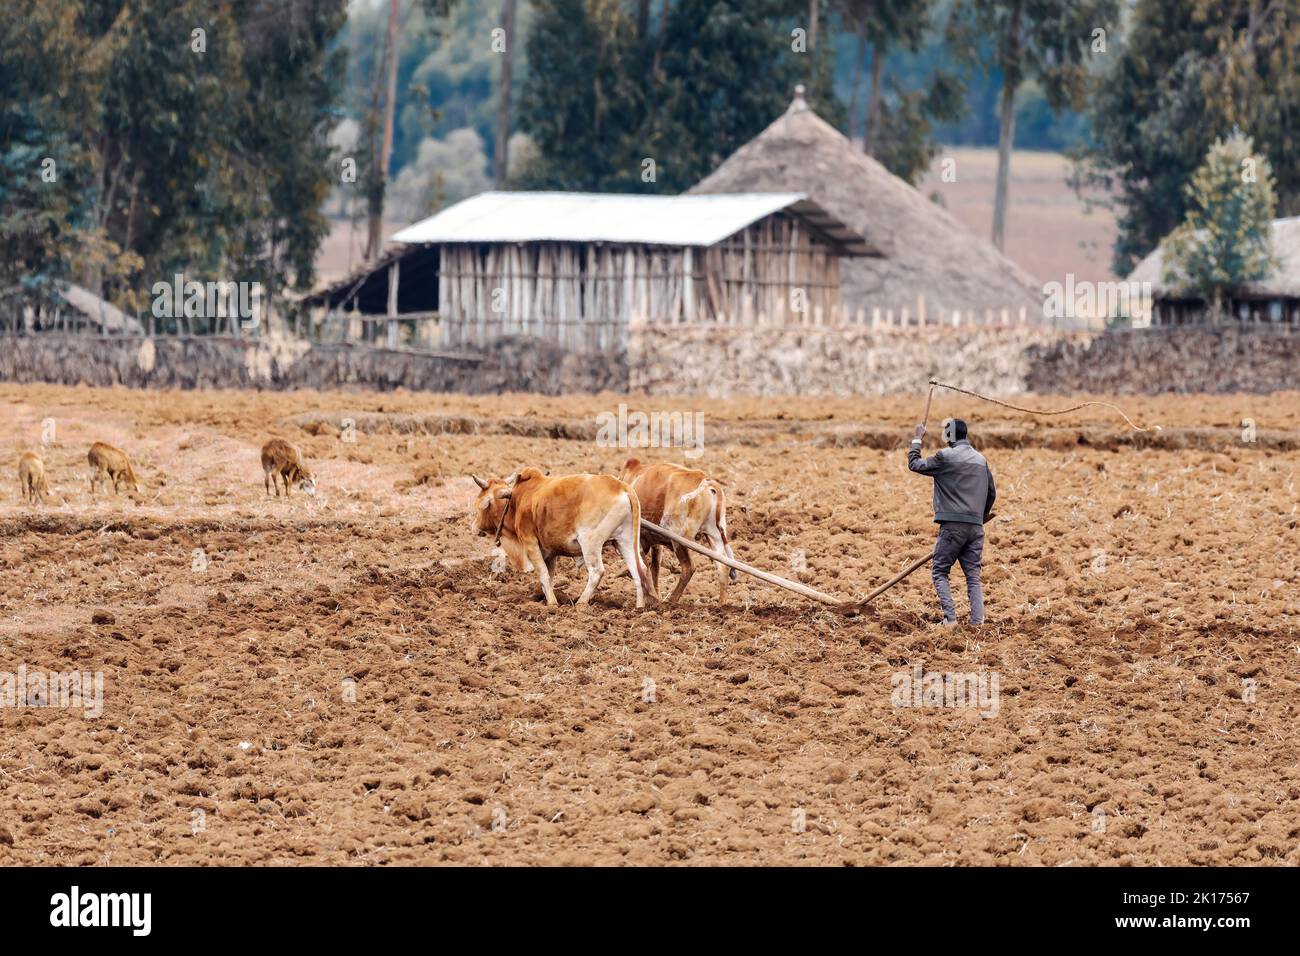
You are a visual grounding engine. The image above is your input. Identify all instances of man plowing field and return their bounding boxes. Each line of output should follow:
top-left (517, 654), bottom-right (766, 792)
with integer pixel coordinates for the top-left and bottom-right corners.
top-left (908, 418), bottom-right (996, 626)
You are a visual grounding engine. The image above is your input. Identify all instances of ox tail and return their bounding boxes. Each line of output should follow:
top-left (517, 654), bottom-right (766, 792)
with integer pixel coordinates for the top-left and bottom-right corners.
top-left (628, 492), bottom-right (659, 605)
top-left (706, 479), bottom-right (738, 582)
top-left (705, 480), bottom-right (730, 547)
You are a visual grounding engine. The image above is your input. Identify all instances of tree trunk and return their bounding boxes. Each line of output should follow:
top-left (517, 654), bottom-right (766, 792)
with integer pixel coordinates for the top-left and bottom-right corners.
top-left (847, 20), bottom-right (866, 140)
top-left (864, 42), bottom-right (883, 156)
top-left (991, 76), bottom-right (1017, 251)
top-left (807, 0), bottom-right (819, 98)
top-left (367, 0), bottom-right (401, 261)
top-left (991, 2), bottom-right (1022, 253)
top-left (494, 0), bottom-right (516, 188)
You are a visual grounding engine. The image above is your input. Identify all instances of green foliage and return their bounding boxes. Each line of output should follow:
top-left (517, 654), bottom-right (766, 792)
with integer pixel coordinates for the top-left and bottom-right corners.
top-left (0, 0), bottom-right (347, 316)
top-left (1161, 131), bottom-right (1277, 319)
top-left (0, 1), bottom-right (106, 304)
top-left (512, 0), bottom-right (643, 190)
top-left (515, 0), bottom-right (810, 192)
top-left (1081, 0), bottom-right (1300, 275)
top-left (653, 0), bottom-right (810, 188)
top-left (832, 0), bottom-right (1091, 151)
top-left (342, 0), bottom-right (511, 183)
top-left (835, 0), bottom-right (962, 184)
top-left (868, 72), bottom-right (964, 184)
top-left (953, 0), bottom-right (1119, 109)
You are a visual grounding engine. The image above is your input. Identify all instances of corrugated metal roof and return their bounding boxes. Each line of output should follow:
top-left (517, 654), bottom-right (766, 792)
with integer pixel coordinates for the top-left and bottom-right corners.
top-left (391, 191), bottom-right (875, 255)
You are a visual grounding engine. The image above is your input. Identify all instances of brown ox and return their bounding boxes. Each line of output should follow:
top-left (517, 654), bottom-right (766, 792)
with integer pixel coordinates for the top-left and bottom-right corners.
top-left (619, 457), bottom-right (737, 603)
top-left (471, 468), bottom-right (658, 608)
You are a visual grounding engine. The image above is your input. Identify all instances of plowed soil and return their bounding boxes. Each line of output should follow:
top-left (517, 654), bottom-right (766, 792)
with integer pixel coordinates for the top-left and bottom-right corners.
top-left (1, 384), bottom-right (1297, 865)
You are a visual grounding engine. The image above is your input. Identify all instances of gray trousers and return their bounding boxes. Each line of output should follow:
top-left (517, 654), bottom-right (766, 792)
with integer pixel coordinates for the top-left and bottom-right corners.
top-left (931, 522), bottom-right (985, 623)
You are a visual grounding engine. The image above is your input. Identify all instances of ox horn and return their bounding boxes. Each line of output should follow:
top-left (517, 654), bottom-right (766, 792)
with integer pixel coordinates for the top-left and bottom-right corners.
top-left (471, 474), bottom-right (489, 490)
top-left (504, 471), bottom-right (520, 486)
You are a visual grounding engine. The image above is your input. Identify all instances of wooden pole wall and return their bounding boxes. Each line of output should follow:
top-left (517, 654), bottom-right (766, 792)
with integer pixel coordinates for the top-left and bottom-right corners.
top-left (433, 212), bottom-right (846, 347)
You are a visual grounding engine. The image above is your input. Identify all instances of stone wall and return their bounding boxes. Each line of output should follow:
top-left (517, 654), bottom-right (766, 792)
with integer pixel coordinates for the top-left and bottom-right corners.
top-left (629, 323), bottom-right (1077, 396)
top-left (1026, 326), bottom-right (1300, 394)
top-left (0, 333), bottom-right (624, 395)
top-left (5, 325), bottom-right (1298, 396)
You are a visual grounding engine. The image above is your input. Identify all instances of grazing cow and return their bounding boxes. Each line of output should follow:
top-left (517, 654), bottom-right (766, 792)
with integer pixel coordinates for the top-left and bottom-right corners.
top-left (18, 451), bottom-right (50, 504)
top-left (620, 457), bottom-right (737, 603)
top-left (261, 438), bottom-right (317, 497)
top-left (88, 441), bottom-right (141, 495)
top-left (470, 468), bottom-right (658, 608)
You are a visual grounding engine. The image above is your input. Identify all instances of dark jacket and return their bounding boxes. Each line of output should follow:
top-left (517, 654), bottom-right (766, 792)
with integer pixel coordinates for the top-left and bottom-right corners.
top-left (908, 438), bottom-right (996, 525)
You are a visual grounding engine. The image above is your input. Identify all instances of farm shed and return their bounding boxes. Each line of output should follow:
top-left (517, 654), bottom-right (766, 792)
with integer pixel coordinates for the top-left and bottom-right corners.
top-left (691, 90), bottom-right (1046, 326)
top-left (1, 282), bottom-right (144, 335)
top-left (299, 243), bottom-right (443, 348)
top-left (1126, 216), bottom-right (1300, 326)
top-left (303, 191), bottom-right (874, 350)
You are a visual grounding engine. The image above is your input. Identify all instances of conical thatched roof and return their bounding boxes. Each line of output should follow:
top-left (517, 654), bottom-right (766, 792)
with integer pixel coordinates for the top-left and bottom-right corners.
top-left (1128, 216), bottom-right (1300, 298)
top-left (690, 97), bottom-right (1045, 320)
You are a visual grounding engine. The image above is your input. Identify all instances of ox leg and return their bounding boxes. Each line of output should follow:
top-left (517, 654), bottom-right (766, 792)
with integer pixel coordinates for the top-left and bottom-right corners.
top-left (613, 527), bottom-right (651, 609)
top-left (648, 545), bottom-right (661, 592)
top-left (576, 535), bottom-right (605, 606)
top-left (704, 528), bottom-right (731, 603)
top-left (544, 554), bottom-right (570, 604)
top-left (532, 546), bottom-right (559, 606)
top-left (666, 544), bottom-right (695, 603)
top-left (264, 469), bottom-right (272, 497)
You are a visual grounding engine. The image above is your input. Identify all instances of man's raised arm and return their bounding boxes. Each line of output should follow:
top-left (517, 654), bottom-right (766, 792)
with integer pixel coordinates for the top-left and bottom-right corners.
top-left (908, 424), bottom-right (945, 474)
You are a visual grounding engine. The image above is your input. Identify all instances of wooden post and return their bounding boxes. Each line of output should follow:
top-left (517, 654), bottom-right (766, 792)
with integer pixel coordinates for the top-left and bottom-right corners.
top-left (387, 256), bottom-right (400, 348)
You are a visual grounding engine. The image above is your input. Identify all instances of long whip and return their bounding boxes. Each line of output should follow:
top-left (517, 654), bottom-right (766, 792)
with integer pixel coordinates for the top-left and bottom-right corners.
top-left (926, 379), bottom-right (1158, 432)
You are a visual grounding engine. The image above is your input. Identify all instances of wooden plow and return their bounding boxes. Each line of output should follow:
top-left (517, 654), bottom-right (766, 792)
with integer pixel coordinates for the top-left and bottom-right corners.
top-left (636, 376), bottom-right (1148, 614)
top-left (641, 519), bottom-right (931, 615)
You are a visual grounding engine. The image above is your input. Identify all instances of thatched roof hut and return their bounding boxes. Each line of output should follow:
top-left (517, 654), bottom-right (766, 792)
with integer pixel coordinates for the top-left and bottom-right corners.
top-left (1127, 216), bottom-right (1300, 324)
top-left (690, 92), bottom-right (1045, 323)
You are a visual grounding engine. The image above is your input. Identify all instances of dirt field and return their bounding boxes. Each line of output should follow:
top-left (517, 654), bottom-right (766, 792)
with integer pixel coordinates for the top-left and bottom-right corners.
top-left (1, 383), bottom-right (1297, 865)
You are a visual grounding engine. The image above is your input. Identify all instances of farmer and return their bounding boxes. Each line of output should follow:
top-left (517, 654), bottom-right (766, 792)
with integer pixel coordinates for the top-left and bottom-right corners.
top-left (908, 418), bottom-right (996, 626)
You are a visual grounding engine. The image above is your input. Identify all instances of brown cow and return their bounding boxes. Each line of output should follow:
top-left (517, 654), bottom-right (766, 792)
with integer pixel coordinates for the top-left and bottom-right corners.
top-left (261, 438), bottom-right (317, 497)
top-left (620, 457), bottom-right (737, 603)
top-left (18, 451), bottom-right (50, 504)
top-left (88, 441), bottom-right (141, 495)
top-left (471, 468), bottom-right (658, 608)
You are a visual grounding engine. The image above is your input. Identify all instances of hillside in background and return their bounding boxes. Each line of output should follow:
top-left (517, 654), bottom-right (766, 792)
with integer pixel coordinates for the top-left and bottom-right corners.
top-left (921, 148), bottom-right (1118, 286)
